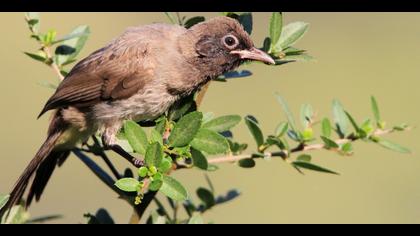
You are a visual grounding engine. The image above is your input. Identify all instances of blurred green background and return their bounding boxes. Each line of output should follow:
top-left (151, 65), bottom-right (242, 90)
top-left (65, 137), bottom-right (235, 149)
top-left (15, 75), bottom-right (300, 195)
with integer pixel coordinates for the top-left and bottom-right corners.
top-left (0, 12), bottom-right (419, 224)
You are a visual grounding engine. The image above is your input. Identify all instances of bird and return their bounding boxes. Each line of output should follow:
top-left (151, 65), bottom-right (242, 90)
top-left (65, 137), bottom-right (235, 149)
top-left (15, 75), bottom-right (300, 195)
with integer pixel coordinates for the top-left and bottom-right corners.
top-left (0, 16), bottom-right (274, 217)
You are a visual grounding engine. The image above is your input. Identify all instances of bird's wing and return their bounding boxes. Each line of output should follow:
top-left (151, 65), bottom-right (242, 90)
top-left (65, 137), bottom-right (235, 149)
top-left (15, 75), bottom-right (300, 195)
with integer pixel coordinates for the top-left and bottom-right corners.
top-left (38, 39), bottom-right (153, 118)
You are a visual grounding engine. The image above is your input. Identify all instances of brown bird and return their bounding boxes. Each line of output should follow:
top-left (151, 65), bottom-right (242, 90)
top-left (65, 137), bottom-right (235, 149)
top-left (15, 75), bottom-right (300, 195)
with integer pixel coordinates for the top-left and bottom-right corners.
top-left (0, 16), bottom-right (274, 217)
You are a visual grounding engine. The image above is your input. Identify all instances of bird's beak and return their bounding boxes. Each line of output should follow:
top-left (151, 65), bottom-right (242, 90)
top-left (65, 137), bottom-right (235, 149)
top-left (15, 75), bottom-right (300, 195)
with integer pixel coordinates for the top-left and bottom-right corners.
top-left (230, 47), bottom-right (275, 65)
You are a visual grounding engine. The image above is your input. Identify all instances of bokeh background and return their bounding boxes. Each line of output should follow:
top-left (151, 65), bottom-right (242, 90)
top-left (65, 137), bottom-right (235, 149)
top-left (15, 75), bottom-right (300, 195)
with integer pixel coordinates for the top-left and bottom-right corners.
top-left (0, 12), bottom-right (419, 224)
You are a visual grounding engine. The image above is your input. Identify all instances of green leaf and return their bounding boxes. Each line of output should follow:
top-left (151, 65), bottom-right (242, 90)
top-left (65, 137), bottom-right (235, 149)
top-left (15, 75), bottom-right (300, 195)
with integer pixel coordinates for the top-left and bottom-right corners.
top-left (115, 132), bottom-right (134, 153)
top-left (292, 162), bottom-right (339, 175)
top-left (276, 21), bottom-right (309, 51)
top-left (188, 213), bottom-right (204, 224)
top-left (287, 130), bottom-right (301, 142)
top-left (160, 175), bottom-right (188, 201)
top-left (262, 37), bottom-right (271, 52)
top-left (340, 142), bottom-right (354, 154)
top-left (275, 122), bottom-right (289, 137)
top-left (297, 154), bottom-right (311, 162)
top-left (300, 103), bottom-right (313, 128)
top-left (376, 139), bottom-right (411, 153)
top-left (123, 121), bottom-right (148, 155)
top-left (345, 111), bottom-right (361, 134)
top-left (266, 135), bottom-right (286, 150)
top-left (114, 178), bottom-right (140, 192)
top-left (274, 59), bottom-right (295, 66)
top-left (168, 111), bottom-right (202, 147)
top-left (283, 46), bottom-right (305, 54)
top-left (269, 12), bottom-right (283, 48)
top-left (275, 94), bottom-right (298, 132)
top-left (281, 54), bottom-right (314, 62)
top-left (320, 136), bottom-right (339, 149)
top-left (150, 129), bottom-right (163, 145)
top-left (159, 156), bottom-right (173, 173)
top-left (223, 12), bottom-right (240, 18)
top-left (238, 158), bottom-right (256, 168)
top-left (164, 12), bottom-right (177, 24)
top-left (145, 142), bottom-right (163, 167)
top-left (393, 123), bottom-right (409, 131)
top-left (154, 117), bottom-right (166, 135)
top-left (197, 188), bottom-right (215, 208)
top-left (149, 180), bottom-right (164, 191)
top-left (190, 129), bottom-right (230, 155)
top-left (25, 12), bottom-right (40, 34)
top-left (55, 25), bottom-right (90, 65)
top-left (228, 139), bottom-right (248, 154)
top-left (360, 119), bottom-right (374, 137)
top-left (321, 118), bottom-right (332, 138)
top-left (371, 96), bottom-right (382, 126)
top-left (0, 194), bottom-right (9, 210)
top-left (184, 16), bottom-right (205, 29)
top-left (202, 115), bottom-right (241, 132)
top-left (244, 115), bottom-right (264, 147)
top-left (43, 29), bottom-right (57, 45)
top-left (238, 13), bottom-right (253, 35)
top-left (52, 30), bottom-right (90, 45)
top-left (1, 204), bottom-right (30, 224)
top-left (24, 51), bottom-right (46, 63)
top-left (332, 99), bottom-right (349, 138)
top-left (202, 112), bottom-right (215, 124)
top-left (191, 148), bottom-right (208, 170)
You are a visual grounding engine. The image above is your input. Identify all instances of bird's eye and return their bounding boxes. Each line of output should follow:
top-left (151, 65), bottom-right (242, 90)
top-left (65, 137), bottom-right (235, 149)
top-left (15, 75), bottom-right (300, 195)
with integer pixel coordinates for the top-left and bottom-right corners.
top-left (222, 35), bottom-right (239, 49)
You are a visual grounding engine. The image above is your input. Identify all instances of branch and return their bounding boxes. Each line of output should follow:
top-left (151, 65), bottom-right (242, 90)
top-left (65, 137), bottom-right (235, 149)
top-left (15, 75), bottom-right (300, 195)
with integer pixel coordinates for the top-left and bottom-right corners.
top-left (24, 14), bottom-right (64, 82)
top-left (43, 46), bottom-right (64, 81)
top-left (208, 128), bottom-right (397, 164)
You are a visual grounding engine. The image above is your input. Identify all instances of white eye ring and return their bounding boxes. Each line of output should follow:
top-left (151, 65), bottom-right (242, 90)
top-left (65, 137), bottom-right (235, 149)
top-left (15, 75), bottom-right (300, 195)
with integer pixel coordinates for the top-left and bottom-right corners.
top-left (222, 34), bottom-right (239, 49)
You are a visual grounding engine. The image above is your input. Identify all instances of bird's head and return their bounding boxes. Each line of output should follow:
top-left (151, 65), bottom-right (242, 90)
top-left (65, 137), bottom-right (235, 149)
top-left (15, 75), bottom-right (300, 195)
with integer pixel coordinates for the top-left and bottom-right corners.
top-left (180, 16), bottom-right (275, 77)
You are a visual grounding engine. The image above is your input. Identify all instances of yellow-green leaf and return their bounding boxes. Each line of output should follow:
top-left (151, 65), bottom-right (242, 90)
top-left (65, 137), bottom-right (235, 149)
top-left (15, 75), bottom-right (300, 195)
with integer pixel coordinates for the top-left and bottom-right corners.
top-left (160, 175), bottom-right (188, 201)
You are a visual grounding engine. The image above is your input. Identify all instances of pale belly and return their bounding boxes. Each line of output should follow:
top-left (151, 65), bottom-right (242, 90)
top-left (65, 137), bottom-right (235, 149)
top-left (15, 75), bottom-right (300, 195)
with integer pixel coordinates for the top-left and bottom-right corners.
top-left (58, 85), bottom-right (180, 148)
top-left (92, 85), bottom-right (178, 123)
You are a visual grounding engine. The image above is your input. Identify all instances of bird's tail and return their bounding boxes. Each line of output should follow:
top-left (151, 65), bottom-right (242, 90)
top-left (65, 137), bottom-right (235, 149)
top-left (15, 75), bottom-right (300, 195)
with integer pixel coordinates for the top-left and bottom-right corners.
top-left (0, 111), bottom-right (70, 220)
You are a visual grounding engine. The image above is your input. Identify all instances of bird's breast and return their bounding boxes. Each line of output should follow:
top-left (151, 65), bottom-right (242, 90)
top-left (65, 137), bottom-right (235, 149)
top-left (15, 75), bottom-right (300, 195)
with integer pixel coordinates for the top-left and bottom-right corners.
top-left (92, 83), bottom-right (178, 123)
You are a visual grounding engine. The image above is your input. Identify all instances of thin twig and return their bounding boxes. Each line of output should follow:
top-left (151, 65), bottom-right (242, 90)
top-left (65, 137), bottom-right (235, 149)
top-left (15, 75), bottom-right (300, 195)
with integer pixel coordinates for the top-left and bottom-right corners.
top-left (42, 46), bottom-right (64, 81)
top-left (208, 128), bottom-right (396, 164)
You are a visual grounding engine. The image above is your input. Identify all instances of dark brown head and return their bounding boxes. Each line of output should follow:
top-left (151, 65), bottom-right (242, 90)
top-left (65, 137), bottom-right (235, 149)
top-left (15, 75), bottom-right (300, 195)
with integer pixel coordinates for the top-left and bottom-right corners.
top-left (180, 16), bottom-right (274, 78)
